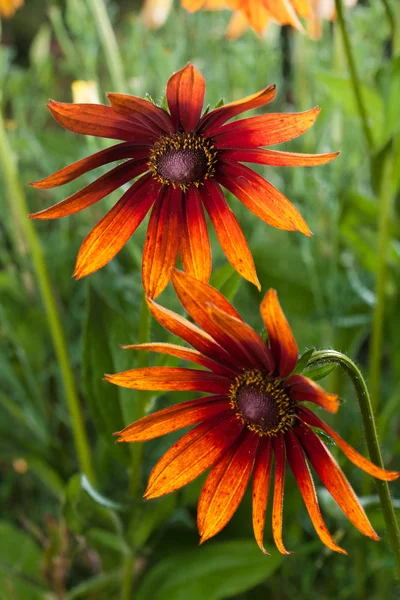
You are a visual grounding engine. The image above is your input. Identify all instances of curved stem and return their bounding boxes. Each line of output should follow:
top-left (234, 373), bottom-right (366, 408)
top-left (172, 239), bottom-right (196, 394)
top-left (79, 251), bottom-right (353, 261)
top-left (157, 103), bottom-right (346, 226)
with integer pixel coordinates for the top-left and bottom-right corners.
top-left (381, 0), bottom-right (395, 39)
top-left (307, 350), bottom-right (400, 579)
top-left (334, 0), bottom-right (374, 152)
top-left (0, 114), bottom-right (96, 484)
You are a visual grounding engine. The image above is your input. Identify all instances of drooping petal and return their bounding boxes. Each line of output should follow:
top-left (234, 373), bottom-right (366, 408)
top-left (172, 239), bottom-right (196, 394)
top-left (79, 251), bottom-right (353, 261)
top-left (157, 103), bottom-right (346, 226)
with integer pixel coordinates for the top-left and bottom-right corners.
top-left (30, 142), bottom-right (150, 189)
top-left (146, 298), bottom-right (237, 368)
top-left (47, 100), bottom-right (158, 142)
top-left (272, 436), bottom-right (291, 554)
top-left (105, 366), bottom-right (231, 394)
top-left (212, 108), bottom-right (321, 148)
top-left (252, 437), bottom-right (273, 554)
top-left (198, 430), bottom-right (259, 543)
top-left (29, 158), bottom-right (149, 220)
top-left (216, 161), bottom-right (311, 236)
top-left (114, 396), bottom-right (231, 442)
top-left (286, 375), bottom-right (339, 413)
top-left (180, 187), bottom-right (212, 284)
top-left (181, 0), bottom-right (206, 12)
top-left (73, 174), bottom-right (157, 279)
top-left (285, 430), bottom-right (347, 554)
top-left (201, 179), bottom-right (260, 289)
top-left (206, 303), bottom-right (275, 372)
top-left (260, 289), bottom-right (298, 378)
top-left (120, 342), bottom-right (236, 378)
top-left (142, 186), bottom-right (182, 299)
top-left (263, 0), bottom-right (304, 29)
top-left (145, 413), bottom-right (244, 498)
top-left (296, 422), bottom-right (380, 540)
top-left (166, 64), bottom-right (205, 133)
top-left (107, 93), bottom-right (173, 134)
top-left (298, 406), bottom-right (400, 481)
top-left (199, 84), bottom-right (276, 134)
top-left (219, 148), bottom-right (339, 168)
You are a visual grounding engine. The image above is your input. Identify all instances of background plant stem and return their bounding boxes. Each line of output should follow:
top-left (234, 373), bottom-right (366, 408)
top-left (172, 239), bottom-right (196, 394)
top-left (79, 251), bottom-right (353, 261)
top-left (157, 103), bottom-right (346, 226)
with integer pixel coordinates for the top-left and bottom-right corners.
top-left (0, 114), bottom-right (96, 484)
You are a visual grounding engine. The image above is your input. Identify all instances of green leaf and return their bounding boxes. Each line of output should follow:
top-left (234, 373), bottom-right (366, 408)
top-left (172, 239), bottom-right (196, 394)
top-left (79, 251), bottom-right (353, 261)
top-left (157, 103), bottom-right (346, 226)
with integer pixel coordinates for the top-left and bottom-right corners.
top-left (210, 263), bottom-right (242, 302)
top-left (291, 348), bottom-right (315, 376)
top-left (81, 474), bottom-right (129, 512)
top-left (302, 363), bottom-right (337, 381)
top-left (136, 540), bottom-right (283, 600)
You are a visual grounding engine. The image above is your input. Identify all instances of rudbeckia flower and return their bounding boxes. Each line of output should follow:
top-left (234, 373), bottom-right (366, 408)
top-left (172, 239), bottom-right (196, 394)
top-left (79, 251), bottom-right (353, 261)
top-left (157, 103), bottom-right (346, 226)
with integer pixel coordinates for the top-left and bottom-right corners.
top-left (30, 64), bottom-right (337, 298)
top-left (0, 0), bottom-right (23, 18)
top-left (106, 271), bottom-right (399, 554)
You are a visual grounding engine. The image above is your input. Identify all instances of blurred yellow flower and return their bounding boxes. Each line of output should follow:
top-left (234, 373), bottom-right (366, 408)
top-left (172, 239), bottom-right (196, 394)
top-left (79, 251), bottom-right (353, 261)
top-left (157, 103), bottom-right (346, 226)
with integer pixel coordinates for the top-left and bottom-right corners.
top-left (71, 80), bottom-right (100, 105)
top-left (0, 0), bottom-right (23, 18)
top-left (142, 0), bottom-right (173, 29)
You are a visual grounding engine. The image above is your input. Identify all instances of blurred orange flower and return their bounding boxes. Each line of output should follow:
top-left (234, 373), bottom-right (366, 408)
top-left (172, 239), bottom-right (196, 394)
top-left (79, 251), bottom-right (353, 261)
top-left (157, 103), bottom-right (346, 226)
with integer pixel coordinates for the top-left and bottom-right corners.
top-left (0, 0), bottom-right (23, 18)
top-left (107, 271), bottom-right (399, 553)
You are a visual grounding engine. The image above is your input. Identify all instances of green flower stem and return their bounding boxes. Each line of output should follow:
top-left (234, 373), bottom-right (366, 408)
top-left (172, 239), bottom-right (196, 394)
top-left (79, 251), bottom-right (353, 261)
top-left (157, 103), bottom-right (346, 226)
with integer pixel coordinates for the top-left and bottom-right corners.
top-left (334, 0), bottom-right (374, 152)
top-left (307, 350), bottom-right (400, 578)
top-left (120, 553), bottom-right (134, 600)
top-left (0, 114), bottom-right (96, 484)
top-left (48, 5), bottom-right (82, 73)
top-left (381, 0), bottom-right (395, 39)
top-left (87, 0), bottom-right (127, 91)
top-left (368, 152), bottom-right (395, 411)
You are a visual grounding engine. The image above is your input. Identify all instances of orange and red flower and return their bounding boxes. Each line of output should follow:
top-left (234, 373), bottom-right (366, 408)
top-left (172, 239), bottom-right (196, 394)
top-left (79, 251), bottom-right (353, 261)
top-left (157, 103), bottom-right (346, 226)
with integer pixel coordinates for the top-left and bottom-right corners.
top-left (30, 64), bottom-right (337, 298)
top-left (106, 270), bottom-right (398, 553)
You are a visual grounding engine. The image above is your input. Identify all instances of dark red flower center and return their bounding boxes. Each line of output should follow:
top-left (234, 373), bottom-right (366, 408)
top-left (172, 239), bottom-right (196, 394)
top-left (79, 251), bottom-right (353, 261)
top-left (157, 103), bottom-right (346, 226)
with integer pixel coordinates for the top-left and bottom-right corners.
top-left (229, 370), bottom-right (295, 437)
top-left (148, 132), bottom-right (217, 190)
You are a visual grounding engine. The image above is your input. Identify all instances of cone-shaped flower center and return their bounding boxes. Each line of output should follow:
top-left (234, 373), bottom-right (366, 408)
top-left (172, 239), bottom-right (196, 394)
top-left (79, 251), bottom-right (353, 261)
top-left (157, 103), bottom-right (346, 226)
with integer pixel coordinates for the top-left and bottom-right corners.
top-left (149, 132), bottom-right (217, 189)
top-left (229, 370), bottom-right (295, 437)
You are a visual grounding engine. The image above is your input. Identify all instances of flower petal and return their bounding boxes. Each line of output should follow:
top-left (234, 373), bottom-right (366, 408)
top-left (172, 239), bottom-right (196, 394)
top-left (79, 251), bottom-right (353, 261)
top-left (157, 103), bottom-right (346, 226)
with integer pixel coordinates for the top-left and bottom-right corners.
top-left (145, 413), bottom-right (244, 498)
top-left (180, 187), bottom-right (211, 284)
top-left (73, 174), bottom-right (157, 279)
top-left (30, 142), bottom-right (150, 189)
top-left (272, 436), bottom-right (291, 554)
top-left (285, 431), bottom-right (347, 554)
top-left (198, 430), bottom-right (259, 543)
top-left (252, 437), bottom-right (273, 554)
top-left (296, 422), bottom-right (380, 540)
top-left (47, 100), bottom-right (158, 142)
top-left (29, 158), bottom-right (149, 220)
top-left (212, 108), bottom-right (321, 148)
top-left (199, 84), bottom-right (276, 134)
top-left (216, 161), bottom-right (311, 236)
top-left (298, 407), bottom-right (400, 481)
top-left (201, 179), bottom-right (260, 289)
top-left (142, 186), bottom-right (182, 299)
top-left (146, 298), bottom-right (237, 368)
top-left (120, 342), bottom-right (236, 377)
top-left (286, 375), bottom-right (339, 413)
top-left (166, 64), bottom-right (205, 133)
top-left (260, 289), bottom-right (298, 378)
top-left (263, 0), bottom-right (303, 29)
top-left (114, 396), bottom-right (230, 442)
top-left (107, 93), bottom-right (173, 134)
top-left (105, 366), bottom-right (231, 394)
top-left (219, 148), bottom-right (339, 168)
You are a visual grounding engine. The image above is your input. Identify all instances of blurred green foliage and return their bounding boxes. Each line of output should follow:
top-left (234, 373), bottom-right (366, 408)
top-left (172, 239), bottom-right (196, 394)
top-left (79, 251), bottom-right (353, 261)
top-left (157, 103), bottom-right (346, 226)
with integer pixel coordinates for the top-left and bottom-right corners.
top-left (1, 0), bottom-right (400, 598)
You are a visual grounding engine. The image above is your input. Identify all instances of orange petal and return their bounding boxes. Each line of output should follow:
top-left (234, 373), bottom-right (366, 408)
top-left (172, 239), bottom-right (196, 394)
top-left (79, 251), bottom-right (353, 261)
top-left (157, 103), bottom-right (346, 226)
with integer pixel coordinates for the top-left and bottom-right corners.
top-left (285, 431), bottom-right (347, 554)
top-left (201, 179), bottom-right (260, 289)
top-left (296, 422), bottom-right (380, 540)
top-left (263, 0), bottom-right (304, 29)
top-left (217, 161), bottom-right (311, 236)
top-left (212, 107), bottom-right (321, 148)
top-left (30, 142), bottom-right (150, 189)
top-left (260, 289), bottom-right (298, 378)
top-left (206, 303), bottom-right (275, 372)
top-left (198, 431), bottom-right (259, 543)
top-left (286, 374), bottom-right (339, 413)
top-left (180, 187), bottom-right (211, 284)
top-left (73, 174), bottom-right (157, 279)
top-left (272, 436), bottom-right (291, 554)
top-left (146, 297), bottom-right (237, 368)
top-left (166, 64), bottom-right (205, 133)
top-left (107, 93), bottom-right (173, 134)
top-left (219, 148), bottom-right (340, 167)
top-left (47, 100), bottom-right (158, 142)
top-left (114, 396), bottom-right (230, 442)
top-left (105, 366), bottom-right (231, 394)
top-left (142, 186), bottom-right (182, 299)
top-left (298, 407), bottom-right (400, 482)
top-left (225, 10), bottom-right (250, 40)
top-left (181, 0), bottom-right (206, 13)
top-left (120, 342), bottom-right (236, 377)
top-left (29, 158), bottom-right (149, 220)
top-left (252, 437), bottom-right (273, 554)
top-left (200, 84), bottom-right (276, 134)
top-left (145, 413), bottom-right (244, 498)
top-left (235, 0), bottom-right (271, 34)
